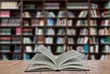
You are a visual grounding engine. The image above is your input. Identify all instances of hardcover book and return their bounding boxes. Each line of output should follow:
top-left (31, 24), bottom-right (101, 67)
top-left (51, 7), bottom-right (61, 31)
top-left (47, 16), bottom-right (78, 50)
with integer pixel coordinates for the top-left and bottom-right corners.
top-left (25, 45), bottom-right (89, 72)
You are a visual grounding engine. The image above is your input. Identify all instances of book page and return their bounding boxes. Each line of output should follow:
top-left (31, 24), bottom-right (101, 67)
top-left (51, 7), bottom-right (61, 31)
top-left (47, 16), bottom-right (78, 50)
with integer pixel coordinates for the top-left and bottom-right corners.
top-left (58, 58), bottom-right (88, 70)
top-left (35, 45), bottom-right (57, 66)
top-left (56, 50), bottom-right (84, 67)
top-left (26, 54), bottom-right (57, 71)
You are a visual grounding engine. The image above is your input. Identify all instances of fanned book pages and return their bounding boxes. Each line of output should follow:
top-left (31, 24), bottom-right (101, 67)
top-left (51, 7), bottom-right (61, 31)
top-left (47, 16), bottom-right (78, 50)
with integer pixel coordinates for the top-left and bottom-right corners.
top-left (25, 45), bottom-right (89, 72)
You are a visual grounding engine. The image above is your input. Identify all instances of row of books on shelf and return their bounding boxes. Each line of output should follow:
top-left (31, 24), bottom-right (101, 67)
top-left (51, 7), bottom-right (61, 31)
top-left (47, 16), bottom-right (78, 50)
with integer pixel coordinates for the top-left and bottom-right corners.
top-left (23, 10), bottom-right (110, 18)
top-left (0, 1), bottom-right (110, 10)
top-left (76, 44), bottom-right (110, 53)
top-left (0, 19), bottom-right (21, 26)
top-left (19, 19), bottom-right (110, 27)
top-left (0, 53), bottom-right (32, 60)
top-left (90, 54), bottom-right (108, 60)
top-left (0, 19), bottom-right (110, 27)
top-left (0, 45), bottom-right (21, 53)
top-left (1, 27), bottom-right (110, 36)
top-left (0, 2), bottom-right (19, 9)
top-left (0, 36), bottom-right (110, 44)
top-left (1, 53), bottom-right (108, 60)
top-left (1, 44), bottom-right (110, 60)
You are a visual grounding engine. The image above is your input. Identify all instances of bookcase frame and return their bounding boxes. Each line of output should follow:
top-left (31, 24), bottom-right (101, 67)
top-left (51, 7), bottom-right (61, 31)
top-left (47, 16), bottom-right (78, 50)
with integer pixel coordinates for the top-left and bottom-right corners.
top-left (0, 0), bottom-right (110, 60)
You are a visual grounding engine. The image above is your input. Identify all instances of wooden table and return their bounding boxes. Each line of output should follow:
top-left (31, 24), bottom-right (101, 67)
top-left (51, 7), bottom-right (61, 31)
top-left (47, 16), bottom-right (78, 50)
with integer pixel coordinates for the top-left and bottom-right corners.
top-left (0, 60), bottom-right (110, 74)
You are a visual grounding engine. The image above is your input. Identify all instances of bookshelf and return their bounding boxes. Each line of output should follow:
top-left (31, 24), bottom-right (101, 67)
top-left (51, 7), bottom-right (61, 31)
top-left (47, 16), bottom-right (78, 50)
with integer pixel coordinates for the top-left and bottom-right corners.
top-left (0, 0), bottom-right (110, 60)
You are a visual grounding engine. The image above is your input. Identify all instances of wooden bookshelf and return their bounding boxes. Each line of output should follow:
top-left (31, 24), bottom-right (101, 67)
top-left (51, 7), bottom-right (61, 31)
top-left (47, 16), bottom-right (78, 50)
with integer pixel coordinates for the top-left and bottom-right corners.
top-left (0, 0), bottom-right (110, 60)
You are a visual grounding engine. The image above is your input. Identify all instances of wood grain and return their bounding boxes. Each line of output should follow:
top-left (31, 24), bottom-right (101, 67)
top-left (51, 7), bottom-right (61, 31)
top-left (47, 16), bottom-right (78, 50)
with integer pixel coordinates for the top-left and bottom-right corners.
top-left (0, 60), bottom-right (110, 74)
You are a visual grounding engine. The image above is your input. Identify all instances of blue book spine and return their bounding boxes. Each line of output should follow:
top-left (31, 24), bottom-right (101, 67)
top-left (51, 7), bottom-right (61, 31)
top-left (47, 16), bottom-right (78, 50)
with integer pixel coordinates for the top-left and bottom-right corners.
top-left (83, 44), bottom-right (89, 54)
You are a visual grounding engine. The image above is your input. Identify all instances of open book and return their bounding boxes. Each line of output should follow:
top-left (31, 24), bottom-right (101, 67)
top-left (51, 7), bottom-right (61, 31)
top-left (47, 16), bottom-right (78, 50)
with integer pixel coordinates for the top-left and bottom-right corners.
top-left (25, 45), bottom-right (89, 72)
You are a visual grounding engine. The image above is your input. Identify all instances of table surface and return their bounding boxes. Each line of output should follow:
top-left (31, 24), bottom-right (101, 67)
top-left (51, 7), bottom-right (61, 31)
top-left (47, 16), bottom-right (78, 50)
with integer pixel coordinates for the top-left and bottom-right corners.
top-left (0, 60), bottom-right (110, 74)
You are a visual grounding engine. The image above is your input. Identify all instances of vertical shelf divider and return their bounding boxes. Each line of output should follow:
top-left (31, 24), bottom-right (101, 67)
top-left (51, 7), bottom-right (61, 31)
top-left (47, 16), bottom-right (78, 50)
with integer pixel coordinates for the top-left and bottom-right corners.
top-left (21, 0), bottom-right (23, 60)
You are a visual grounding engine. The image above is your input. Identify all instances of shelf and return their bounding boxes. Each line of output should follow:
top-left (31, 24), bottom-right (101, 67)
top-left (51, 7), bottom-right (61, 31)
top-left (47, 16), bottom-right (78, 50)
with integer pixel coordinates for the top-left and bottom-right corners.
top-left (90, 17), bottom-right (110, 19)
top-left (23, 8), bottom-right (43, 11)
top-left (0, 17), bottom-right (21, 19)
top-left (0, 9), bottom-right (20, 11)
top-left (0, 26), bottom-right (21, 28)
top-left (0, 52), bottom-right (21, 54)
top-left (89, 53), bottom-right (110, 54)
top-left (0, 43), bottom-right (21, 45)
top-left (0, 35), bottom-right (21, 37)
top-left (0, 0), bottom-right (110, 60)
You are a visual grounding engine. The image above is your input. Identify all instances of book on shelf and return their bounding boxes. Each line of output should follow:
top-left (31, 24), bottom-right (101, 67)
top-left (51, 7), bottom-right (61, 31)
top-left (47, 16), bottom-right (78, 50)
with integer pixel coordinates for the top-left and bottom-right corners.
top-left (57, 10), bottom-right (66, 18)
top-left (12, 53), bottom-right (20, 60)
top-left (46, 28), bottom-right (55, 35)
top-left (25, 46), bottom-right (33, 53)
top-left (99, 28), bottom-right (110, 35)
top-left (25, 45), bottom-right (89, 72)
top-left (16, 28), bottom-right (21, 35)
top-left (23, 53), bottom-right (31, 60)
top-left (101, 19), bottom-right (110, 26)
top-left (44, 11), bottom-right (56, 18)
top-left (0, 28), bottom-right (11, 35)
top-left (1, 54), bottom-right (9, 60)
top-left (45, 37), bottom-right (53, 44)
top-left (23, 37), bottom-right (32, 44)
top-left (23, 12), bottom-right (31, 18)
top-left (56, 37), bottom-right (65, 44)
top-left (35, 28), bottom-right (44, 35)
top-left (57, 29), bottom-right (65, 35)
top-left (90, 37), bottom-right (98, 44)
top-left (67, 3), bottom-right (98, 9)
top-left (56, 19), bottom-right (66, 26)
top-left (83, 44), bottom-right (89, 54)
top-left (24, 4), bottom-right (35, 9)
top-left (13, 44), bottom-right (21, 60)
top-left (90, 10), bottom-right (101, 18)
top-left (32, 19), bottom-right (44, 26)
top-left (56, 45), bottom-right (66, 53)
top-left (100, 37), bottom-right (110, 44)
top-left (0, 46), bottom-right (10, 52)
top-left (102, 11), bottom-right (110, 17)
top-left (101, 45), bottom-right (110, 53)
top-left (67, 11), bottom-right (75, 18)
top-left (67, 19), bottom-right (73, 26)
top-left (104, 1), bottom-right (110, 9)
top-left (67, 38), bottom-right (74, 44)
top-left (45, 3), bottom-right (60, 9)
top-left (12, 37), bottom-right (21, 44)
top-left (47, 19), bottom-right (54, 26)
top-left (77, 37), bottom-right (88, 44)
top-left (14, 45), bottom-right (21, 52)
top-left (100, 55), bottom-right (107, 60)
top-left (36, 11), bottom-right (44, 18)
top-left (90, 28), bottom-right (97, 35)
top-left (66, 46), bottom-right (73, 51)
top-left (33, 44), bottom-right (43, 53)
top-left (0, 11), bottom-right (10, 17)
top-left (57, 10), bottom-right (74, 18)
top-left (23, 20), bottom-right (29, 26)
top-left (80, 28), bottom-right (88, 35)
top-left (37, 36), bottom-right (45, 44)
top-left (1, 19), bottom-right (21, 26)
top-left (0, 37), bottom-right (11, 44)
top-left (67, 29), bottom-right (76, 35)
top-left (48, 12), bottom-right (56, 18)
top-left (0, 2), bottom-right (19, 9)
top-left (90, 54), bottom-right (95, 60)
top-left (76, 20), bottom-right (88, 26)
top-left (90, 20), bottom-right (97, 26)
top-left (76, 46), bottom-right (84, 53)
top-left (78, 10), bottom-right (88, 18)
top-left (23, 28), bottom-right (33, 35)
